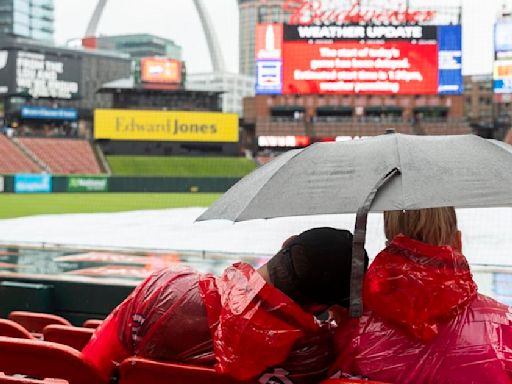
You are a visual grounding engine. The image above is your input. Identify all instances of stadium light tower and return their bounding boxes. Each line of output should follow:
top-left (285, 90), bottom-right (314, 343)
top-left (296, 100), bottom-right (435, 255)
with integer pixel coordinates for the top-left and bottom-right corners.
top-left (84, 0), bottom-right (226, 72)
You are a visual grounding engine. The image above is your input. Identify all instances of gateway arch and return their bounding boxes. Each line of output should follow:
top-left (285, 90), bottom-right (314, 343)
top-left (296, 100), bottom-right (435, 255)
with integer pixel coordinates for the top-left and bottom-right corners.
top-left (84, 0), bottom-right (226, 72)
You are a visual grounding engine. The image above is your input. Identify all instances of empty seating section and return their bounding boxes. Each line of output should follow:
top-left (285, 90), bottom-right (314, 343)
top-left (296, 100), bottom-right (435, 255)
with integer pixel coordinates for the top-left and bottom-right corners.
top-left (0, 311), bottom-right (389, 383)
top-left (0, 135), bottom-right (41, 174)
top-left (17, 138), bottom-right (102, 174)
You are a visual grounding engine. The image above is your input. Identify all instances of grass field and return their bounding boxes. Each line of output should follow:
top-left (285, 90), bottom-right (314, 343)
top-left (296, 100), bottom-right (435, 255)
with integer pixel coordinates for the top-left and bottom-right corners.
top-left (107, 156), bottom-right (257, 177)
top-left (0, 193), bottom-right (221, 219)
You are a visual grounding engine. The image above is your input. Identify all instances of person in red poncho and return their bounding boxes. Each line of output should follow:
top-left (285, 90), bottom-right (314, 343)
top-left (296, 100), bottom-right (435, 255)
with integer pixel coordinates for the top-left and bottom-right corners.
top-left (331, 207), bottom-right (512, 384)
top-left (82, 227), bottom-right (367, 384)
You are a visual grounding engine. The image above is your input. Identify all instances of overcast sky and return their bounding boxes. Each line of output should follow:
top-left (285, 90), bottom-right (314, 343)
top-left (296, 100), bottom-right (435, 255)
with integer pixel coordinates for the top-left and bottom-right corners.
top-left (54, 0), bottom-right (503, 75)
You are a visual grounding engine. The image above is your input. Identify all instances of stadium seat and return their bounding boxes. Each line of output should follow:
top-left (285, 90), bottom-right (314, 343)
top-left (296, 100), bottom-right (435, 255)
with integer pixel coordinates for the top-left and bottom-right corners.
top-left (8, 312), bottom-right (71, 335)
top-left (42, 325), bottom-right (94, 351)
top-left (0, 319), bottom-right (34, 339)
top-left (82, 319), bottom-right (103, 329)
top-left (17, 138), bottom-right (102, 175)
top-left (0, 135), bottom-right (41, 174)
top-left (0, 336), bottom-right (105, 384)
top-left (0, 373), bottom-right (64, 383)
top-left (321, 379), bottom-right (389, 383)
top-left (118, 357), bottom-right (247, 384)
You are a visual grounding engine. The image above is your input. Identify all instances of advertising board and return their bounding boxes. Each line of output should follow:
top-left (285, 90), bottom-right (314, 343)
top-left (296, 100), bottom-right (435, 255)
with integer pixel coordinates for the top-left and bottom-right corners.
top-left (495, 21), bottom-right (512, 55)
top-left (0, 176), bottom-right (4, 193)
top-left (258, 135), bottom-right (310, 147)
top-left (68, 176), bottom-right (108, 192)
top-left (255, 24), bottom-right (462, 95)
top-left (14, 174), bottom-right (52, 193)
top-left (493, 60), bottom-right (512, 94)
top-left (0, 50), bottom-right (81, 99)
top-left (21, 106), bottom-right (78, 120)
top-left (94, 109), bottom-right (239, 142)
top-left (494, 21), bottom-right (512, 95)
top-left (141, 57), bottom-right (182, 84)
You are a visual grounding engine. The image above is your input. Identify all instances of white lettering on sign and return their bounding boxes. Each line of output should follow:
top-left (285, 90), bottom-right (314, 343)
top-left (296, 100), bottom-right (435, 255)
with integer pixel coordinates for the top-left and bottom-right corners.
top-left (296, 25), bottom-right (423, 40)
top-left (15, 51), bottom-right (79, 99)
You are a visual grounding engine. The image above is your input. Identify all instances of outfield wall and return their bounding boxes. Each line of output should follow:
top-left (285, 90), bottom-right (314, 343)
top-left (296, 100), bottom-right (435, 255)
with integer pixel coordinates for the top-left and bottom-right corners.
top-left (0, 174), bottom-right (239, 193)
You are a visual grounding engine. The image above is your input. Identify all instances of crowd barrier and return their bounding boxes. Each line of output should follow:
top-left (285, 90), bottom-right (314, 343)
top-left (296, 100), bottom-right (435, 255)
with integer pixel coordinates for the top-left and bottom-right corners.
top-left (0, 174), bottom-right (240, 193)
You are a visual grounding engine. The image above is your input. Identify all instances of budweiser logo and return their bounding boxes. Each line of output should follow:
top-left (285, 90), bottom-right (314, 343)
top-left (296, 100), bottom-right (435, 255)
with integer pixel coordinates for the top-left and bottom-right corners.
top-left (283, 0), bottom-right (436, 25)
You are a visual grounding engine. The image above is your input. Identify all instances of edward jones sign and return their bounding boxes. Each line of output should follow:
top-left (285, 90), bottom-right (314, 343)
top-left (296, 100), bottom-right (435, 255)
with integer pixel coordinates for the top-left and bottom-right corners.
top-left (94, 109), bottom-right (239, 142)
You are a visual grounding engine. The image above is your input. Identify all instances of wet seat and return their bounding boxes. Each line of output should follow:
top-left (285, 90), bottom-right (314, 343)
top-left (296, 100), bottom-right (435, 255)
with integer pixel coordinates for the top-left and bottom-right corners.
top-left (43, 325), bottom-right (94, 351)
top-left (118, 357), bottom-right (249, 384)
top-left (0, 336), bottom-right (105, 384)
top-left (82, 319), bottom-right (102, 329)
top-left (8, 312), bottom-right (71, 335)
top-left (0, 373), bottom-right (65, 383)
top-left (321, 379), bottom-right (389, 383)
top-left (0, 319), bottom-right (34, 340)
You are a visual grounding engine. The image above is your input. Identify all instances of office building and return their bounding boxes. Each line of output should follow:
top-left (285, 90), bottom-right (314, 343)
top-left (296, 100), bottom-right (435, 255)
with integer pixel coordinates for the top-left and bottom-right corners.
top-left (85, 34), bottom-right (182, 60)
top-left (187, 72), bottom-right (255, 115)
top-left (0, 0), bottom-right (54, 41)
top-left (238, 0), bottom-right (288, 76)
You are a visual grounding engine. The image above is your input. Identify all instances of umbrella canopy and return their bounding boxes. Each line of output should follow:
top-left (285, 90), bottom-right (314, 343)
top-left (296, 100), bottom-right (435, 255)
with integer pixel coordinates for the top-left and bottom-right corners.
top-left (198, 134), bottom-right (512, 222)
top-left (197, 134), bottom-right (512, 316)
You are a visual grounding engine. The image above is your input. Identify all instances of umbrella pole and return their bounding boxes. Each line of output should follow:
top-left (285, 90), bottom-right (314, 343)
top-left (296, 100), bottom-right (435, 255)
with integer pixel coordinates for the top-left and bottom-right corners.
top-left (350, 167), bottom-right (401, 317)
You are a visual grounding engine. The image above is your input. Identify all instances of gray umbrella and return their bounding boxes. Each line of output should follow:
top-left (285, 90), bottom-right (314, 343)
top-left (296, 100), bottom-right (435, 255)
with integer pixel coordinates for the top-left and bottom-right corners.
top-left (198, 134), bottom-right (512, 315)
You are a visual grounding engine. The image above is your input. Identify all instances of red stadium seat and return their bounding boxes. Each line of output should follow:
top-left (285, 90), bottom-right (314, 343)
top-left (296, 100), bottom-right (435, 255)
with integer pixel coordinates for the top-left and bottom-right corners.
top-left (0, 373), bottom-right (65, 383)
top-left (17, 138), bottom-right (102, 175)
top-left (321, 379), bottom-right (389, 383)
top-left (0, 336), bottom-right (105, 384)
top-left (8, 312), bottom-right (71, 335)
top-left (82, 319), bottom-right (103, 329)
top-left (0, 135), bottom-right (41, 174)
top-left (43, 325), bottom-right (94, 351)
top-left (118, 357), bottom-right (248, 384)
top-left (0, 319), bottom-right (34, 339)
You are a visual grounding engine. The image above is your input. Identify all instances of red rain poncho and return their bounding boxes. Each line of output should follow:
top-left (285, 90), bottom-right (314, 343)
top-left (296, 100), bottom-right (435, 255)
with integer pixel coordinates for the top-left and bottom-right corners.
top-left (331, 235), bottom-right (512, 384)
top-left (82, 263), bottom-right (334, 383)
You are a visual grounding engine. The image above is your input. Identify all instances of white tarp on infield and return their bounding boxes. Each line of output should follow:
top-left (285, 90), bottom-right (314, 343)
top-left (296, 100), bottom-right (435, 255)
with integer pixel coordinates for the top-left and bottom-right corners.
top-left (0, 207), bottom-right (510, 266)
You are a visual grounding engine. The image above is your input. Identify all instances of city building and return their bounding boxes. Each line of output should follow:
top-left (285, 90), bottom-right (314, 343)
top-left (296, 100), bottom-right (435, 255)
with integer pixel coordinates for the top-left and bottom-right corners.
top-left (464, 75), bottom-right (495, 126)
top-left (0, 35), bottom-right (132, 137)
top-left (187, 72), bottom-right (255, 115)
top-left (238, 0), bottom-right (288, 76)
top-left (243, 94), bottom-right (469, 154)
top-left (0, 0), bottom-right (54, 42)
top-left (83, 34), bottom-right (182, 60)
top-left (464, 74), bottom-right (512, 138)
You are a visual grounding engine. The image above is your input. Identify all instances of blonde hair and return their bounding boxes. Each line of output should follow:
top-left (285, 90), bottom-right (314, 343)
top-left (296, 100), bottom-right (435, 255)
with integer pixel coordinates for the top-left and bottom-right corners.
top-left (384, 207), bottom-right (458, 246)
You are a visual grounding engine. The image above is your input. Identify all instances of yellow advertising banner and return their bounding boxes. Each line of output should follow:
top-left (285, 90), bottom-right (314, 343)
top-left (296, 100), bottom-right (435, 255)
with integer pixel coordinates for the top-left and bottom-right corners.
top-left (94, 109), bottom-right (239, 142)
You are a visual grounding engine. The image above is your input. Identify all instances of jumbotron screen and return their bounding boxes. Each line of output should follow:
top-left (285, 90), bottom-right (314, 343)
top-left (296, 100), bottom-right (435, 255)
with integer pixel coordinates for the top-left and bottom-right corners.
top-left (255, 24), bottom-right (462, 95)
